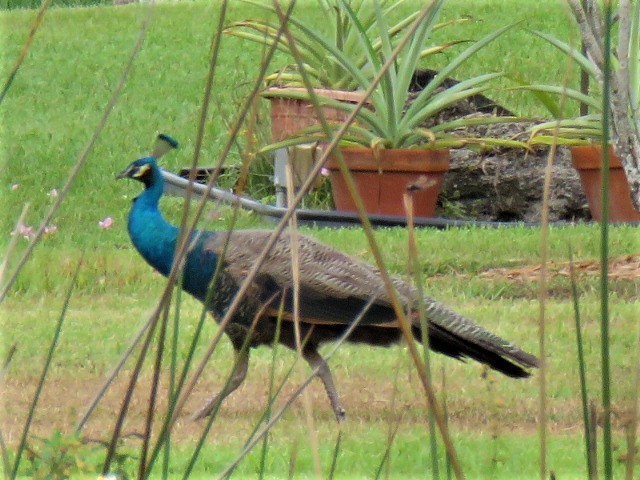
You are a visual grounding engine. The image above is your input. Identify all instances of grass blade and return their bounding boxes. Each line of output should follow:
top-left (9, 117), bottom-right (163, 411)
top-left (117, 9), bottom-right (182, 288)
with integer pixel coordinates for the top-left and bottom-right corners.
top-left (162, 286), bottom-right (183, 479)
top-left (403, 191), bottom-right (439, 479)
top-left (9, 254), bottom-right (82, 479)
top-left (143, 5), bottom-right (299, 473)
top-left (285, 162), bottom-right (322, 480)
top-left (625, 349), bottom-right (640, 480)
top-left (589, 401), bottom-right (598, 476)
top-left (258, 299), bottom-right (285, 480)
top-left (0, 204), bottom-right (30, 292)
top-left (568, 247), bottom-right (595, 479)
top-left (101, 297), bottom-right (165, 475)
top-left (138, 300), bottom-right (171, 479)
top-left (534, 20), bottom-right (578, 475)
top-left (141, 1), bottom-right (232, 477)
top-left (327, 430), bottom-right (343, 480)
top-left (76, 313), bottom-right (154, 433)
top-left (373, 418), bottom-right (403, 480)
top-left (0, 0), bottom-right (51, 105)
top-left (442, 368), bottom-right (451, 480)
top-left (0, 344), bottom-right (17, 477)
top-left (180, 333), bottom-right (255, 479)
top-left (374, 352), bottom-right (403, 480)
top-left (599, 3), bottom-right (614, 478)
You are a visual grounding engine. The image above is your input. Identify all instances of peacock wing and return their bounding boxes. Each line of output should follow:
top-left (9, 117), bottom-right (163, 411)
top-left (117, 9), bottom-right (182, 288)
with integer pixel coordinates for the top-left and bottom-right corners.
top-left (204, 230), bottom-right (415, 326)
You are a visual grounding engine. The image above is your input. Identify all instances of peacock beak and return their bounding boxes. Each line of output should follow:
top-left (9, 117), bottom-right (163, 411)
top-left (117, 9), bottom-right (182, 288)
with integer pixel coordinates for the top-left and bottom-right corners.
top-left (116, 169), bottom-right (130, 180)
top-left (117, 162), bottom-right (150, 180)
top-left (116, 165), bottom-right (134, 180)
top-left (116, 163), bottom-right (141, 180)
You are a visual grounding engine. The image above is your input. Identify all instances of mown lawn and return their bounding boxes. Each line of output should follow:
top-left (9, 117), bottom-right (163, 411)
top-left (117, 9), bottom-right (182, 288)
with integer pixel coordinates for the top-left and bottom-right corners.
top-left (2, 224), bottom-right (638, 478)
top-left (2, 0), bottom-right (639, 478)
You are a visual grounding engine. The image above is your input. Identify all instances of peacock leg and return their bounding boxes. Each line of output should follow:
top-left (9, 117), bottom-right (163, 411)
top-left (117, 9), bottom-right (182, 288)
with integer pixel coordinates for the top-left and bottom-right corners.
top-left (192, 348), bottom-right (250, 420)
top-left (302, 347), bottom-right (346, 422)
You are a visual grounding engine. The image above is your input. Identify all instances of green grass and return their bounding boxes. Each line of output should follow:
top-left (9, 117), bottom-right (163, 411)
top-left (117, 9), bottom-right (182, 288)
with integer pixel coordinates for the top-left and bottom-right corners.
top-left (160, 432), bottom-right (629, 479)
top-left (2, 1), bottom-right (640, 478)
top-left (0, 0), bottom-right (110, 9)
top-left (2, 225), bottom-right (639, 477)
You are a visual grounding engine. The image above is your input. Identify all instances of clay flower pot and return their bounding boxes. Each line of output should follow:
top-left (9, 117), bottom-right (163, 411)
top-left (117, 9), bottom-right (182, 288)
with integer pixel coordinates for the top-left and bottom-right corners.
top-left (263, 87), bottom-right (367, 143)
top-left (326, 147), bottom-right (450, 217)
top-left (570, 145), bottom-right (640, 222)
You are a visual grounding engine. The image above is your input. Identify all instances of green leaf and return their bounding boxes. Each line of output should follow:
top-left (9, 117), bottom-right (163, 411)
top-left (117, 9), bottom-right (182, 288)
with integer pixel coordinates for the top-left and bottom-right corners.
top-left (414, 22), bottom-right (518, 103)
top-left (530, 30), bottom-right (600, 80)
top-left (403, 72), bottom-right (504, 132)
top-left (510, 84), bottom-right (601, 111)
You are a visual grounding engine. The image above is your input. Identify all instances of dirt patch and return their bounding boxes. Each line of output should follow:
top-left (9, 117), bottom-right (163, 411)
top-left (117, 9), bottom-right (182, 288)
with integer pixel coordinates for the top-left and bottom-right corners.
top-left (480, 254), bottom-right (640, 282)
top-left (0, 368), bottom-right (611, 449)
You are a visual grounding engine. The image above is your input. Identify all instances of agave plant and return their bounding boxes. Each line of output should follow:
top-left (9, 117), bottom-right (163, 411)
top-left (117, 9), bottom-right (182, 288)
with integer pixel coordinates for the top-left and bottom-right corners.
top-left (225, 0), bottom-right (469, 91)
top-left (524, 16), bottom-right (640, 141)
top-left (516, 29), bottom-right (609, 145)
top-left (521, 0), bottom-right (640, 210)
top-left (260, 0), bottom-right (526, 151)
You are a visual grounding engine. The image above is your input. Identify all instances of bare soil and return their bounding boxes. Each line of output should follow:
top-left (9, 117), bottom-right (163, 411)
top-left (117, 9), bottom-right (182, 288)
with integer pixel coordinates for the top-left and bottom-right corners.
top-left (480, 254), bottom-right (640, 282)
top-left (0, 367), bottom-right (603, 449)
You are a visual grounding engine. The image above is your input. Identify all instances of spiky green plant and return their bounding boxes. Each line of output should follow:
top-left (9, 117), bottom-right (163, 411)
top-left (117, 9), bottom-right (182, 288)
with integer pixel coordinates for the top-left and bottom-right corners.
top-left (522, 0), bottom-right (640, 213)
top-left (523, 1), bottom-right (639, 144)
top-left (225, 0), bottom-right (468, 90)
top-left (261, 0), bottom-right (526, 150)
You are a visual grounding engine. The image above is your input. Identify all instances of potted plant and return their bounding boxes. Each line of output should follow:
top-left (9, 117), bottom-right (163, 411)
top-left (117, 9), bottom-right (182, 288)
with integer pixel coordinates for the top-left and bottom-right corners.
top-left (521, 0), bottom-right (640, 222)
top-left (225, 0), bottom-right (468, 142)
top-left (262, 0), bottom-right (525, 217)
top-left (227, 0), bottom-right (441, 201)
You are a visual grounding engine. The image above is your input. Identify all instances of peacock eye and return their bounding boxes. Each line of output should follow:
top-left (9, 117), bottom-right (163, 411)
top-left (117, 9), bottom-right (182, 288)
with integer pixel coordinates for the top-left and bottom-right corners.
top-left (133, 163), bottom-right (151, 178)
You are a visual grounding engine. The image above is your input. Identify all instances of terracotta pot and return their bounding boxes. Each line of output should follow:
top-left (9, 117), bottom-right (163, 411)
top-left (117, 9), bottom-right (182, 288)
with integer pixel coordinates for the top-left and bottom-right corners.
top-left (326, 147), bottom-right (450, 217)
top-left (263, 87), bottom-right (366, 142)
top-left (570, 145), bottom-right (640, 222)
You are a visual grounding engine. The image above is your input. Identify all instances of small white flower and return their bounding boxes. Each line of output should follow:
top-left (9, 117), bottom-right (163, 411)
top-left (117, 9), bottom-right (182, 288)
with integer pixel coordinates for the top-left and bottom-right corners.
top-left (98, 217), bottom-right (114, 229)
top-left (12, 224), bottom-right (34, 240)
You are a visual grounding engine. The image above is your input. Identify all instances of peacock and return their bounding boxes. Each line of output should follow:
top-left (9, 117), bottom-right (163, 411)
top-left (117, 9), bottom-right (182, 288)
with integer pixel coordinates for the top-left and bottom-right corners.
top-left (117, 134), bottom-right (539, 421)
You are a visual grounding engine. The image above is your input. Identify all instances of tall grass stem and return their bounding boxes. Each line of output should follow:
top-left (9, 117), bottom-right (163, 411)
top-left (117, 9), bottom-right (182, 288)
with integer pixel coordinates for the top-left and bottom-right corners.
top-left (76, 313), bottom-right (154, 432)
top-left (0, 204), bottom-right (30, 291)
top-left (625, 351), bottom-right (640, 480)
top-left (599, 2), bottom-right (613, 477)
top-left (9, 254), bottom-right (82, 479)
top-left (535, 24), bottom-right (575, 476)
top-left (281, 2), bottom-right (465, 474)
top-left (0, 0), bottom-right (51, 105)
top-left (568, 248), bottom-right (595, 479)
top-left (138, 300), bottom-right (171, 478)
top-left (403, 192), bottom-right (439, 479)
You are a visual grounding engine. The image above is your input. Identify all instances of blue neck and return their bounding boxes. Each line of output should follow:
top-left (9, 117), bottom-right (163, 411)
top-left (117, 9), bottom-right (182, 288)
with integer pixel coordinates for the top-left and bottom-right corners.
top-left (128, 166), bottom-right (178, 277)
top-left (126, 162), bottom-right (218, 301)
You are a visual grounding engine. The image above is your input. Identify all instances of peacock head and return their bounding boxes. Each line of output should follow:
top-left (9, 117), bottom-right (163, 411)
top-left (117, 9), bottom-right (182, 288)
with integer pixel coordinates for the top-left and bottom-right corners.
top-left (116, 134), bottom-right (179, 188)
top-left (116, 157), bottom-right (159, 188)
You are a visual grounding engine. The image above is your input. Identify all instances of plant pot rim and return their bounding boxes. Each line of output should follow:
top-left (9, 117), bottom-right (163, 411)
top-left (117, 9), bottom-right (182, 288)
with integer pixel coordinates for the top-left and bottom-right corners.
top-left (326, 146), bottom-right (450, 173)
top-left (336, 145), bottom-right (450, 152)
top-left (570, 144), bottom-right (623, 170)
top-left (262, 86), bottom-right (367, 104)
